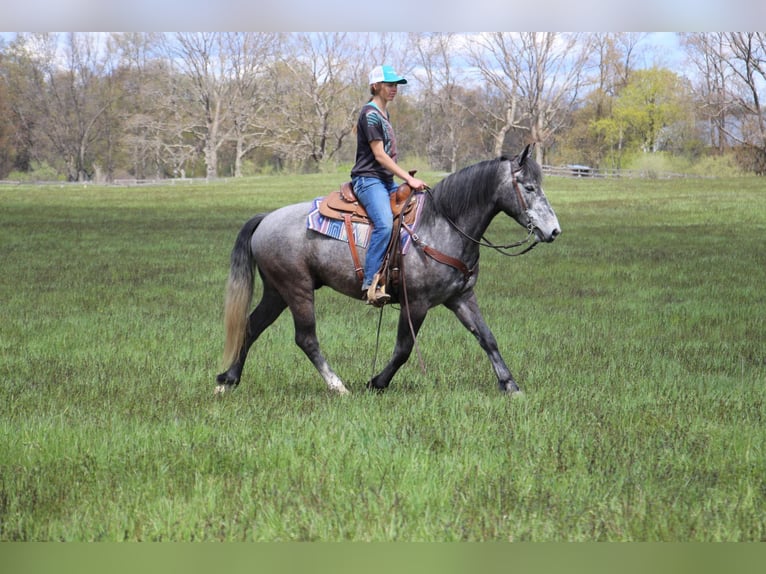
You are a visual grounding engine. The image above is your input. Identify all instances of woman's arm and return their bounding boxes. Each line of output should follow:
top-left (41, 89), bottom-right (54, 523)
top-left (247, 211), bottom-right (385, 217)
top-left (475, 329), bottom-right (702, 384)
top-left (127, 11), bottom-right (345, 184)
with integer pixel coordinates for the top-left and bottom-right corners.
top-left (370, 140), bottom-right (427, 190)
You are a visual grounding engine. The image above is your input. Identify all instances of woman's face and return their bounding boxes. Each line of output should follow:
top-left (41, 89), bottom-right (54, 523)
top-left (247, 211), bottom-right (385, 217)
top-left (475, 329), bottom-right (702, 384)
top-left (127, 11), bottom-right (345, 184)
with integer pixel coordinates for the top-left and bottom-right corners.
top-left (375, 82), bottom-right (399, 101)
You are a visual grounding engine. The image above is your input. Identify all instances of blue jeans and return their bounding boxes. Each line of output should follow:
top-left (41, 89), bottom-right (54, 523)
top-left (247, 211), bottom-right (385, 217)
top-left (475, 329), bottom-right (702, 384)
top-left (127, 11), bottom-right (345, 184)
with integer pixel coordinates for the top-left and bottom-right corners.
top-left (352, 176), bottom-right (399, 289)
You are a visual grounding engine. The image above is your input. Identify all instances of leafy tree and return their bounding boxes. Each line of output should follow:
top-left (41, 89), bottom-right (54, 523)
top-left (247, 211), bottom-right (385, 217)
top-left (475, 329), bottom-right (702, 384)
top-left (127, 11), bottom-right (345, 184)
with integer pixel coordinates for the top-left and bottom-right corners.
top-left (589, 67), bottom-right (696, 168)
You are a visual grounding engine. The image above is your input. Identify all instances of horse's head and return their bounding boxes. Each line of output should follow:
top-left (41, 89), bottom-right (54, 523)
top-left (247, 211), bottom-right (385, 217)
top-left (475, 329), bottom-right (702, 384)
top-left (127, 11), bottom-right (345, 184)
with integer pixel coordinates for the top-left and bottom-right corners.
top-left (500, 145), bottom-right (561, 243)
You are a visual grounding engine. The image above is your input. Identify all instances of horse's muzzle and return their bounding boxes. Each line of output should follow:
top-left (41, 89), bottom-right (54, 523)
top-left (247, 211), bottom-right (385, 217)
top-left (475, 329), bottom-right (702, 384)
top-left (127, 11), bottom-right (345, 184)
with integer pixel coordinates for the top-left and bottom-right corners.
top-left (534, 226), bottom-right (561, 243)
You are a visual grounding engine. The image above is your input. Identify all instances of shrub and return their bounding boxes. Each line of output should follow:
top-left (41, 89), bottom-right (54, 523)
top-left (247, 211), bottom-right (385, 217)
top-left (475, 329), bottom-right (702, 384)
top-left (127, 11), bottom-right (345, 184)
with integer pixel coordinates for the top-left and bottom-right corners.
top-left (6, 161), bottom-right (64, 182)
top-left (687, 153), bottom-right (747, 178)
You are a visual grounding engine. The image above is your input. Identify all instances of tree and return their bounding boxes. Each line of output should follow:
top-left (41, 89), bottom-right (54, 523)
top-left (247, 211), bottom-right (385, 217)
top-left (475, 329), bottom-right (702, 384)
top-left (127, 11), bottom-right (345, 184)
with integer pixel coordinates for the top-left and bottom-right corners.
top-left (268, 33), bottom-right (370, 171)
top-left (682, 33), bottom-right (732, 155)
top-left (2, 32), bottom-right (759, 180)
top-left (0, 40), bottom-right (18, 178)
top-left (412, 32), bottom-right (480, 171)
top-left (2, 33), bottom-right (118, 181)
top-left (220, 32), bottom-right (281, 177)
top-left (468, 33), bottom-right (524, 157)
top-left (164, 32), bottom-right (237, 179)
top-left (110, 32), bottom-right (174, 179)
top-left (592, 67), bottom-right (694, 162)
top-left (723, 33), bottom-right (766, 173)
top-left (469, 32), bottom-right (593, 164)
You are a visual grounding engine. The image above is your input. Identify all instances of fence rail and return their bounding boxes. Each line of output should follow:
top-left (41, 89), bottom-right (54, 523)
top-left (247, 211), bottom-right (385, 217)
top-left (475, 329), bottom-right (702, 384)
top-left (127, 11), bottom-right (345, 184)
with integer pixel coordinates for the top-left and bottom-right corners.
top-left (1, 166), bottom-right (706, 186)
top-left (541, 165), bottom-right (702, 179)
top-left (0, 177), bottom-right (214, 187)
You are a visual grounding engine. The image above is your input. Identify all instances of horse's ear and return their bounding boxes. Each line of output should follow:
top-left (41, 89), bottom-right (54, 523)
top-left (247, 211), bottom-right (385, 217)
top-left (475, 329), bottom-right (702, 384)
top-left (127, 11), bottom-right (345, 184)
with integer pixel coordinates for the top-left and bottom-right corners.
top-left (519, 143), bottom-right (535, 165)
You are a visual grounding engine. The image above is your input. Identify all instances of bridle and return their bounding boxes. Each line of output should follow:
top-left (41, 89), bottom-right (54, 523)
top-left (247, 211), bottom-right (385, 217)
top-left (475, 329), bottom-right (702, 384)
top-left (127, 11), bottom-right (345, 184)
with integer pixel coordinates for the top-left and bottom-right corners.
top-left (424, 168), bottom-right (539, 258)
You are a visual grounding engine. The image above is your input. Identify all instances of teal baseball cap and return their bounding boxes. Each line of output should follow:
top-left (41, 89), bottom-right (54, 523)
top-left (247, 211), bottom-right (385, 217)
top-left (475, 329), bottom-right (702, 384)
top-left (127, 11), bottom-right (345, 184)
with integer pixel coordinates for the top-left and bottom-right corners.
top-left (368, 65), bottom-right (407, 85)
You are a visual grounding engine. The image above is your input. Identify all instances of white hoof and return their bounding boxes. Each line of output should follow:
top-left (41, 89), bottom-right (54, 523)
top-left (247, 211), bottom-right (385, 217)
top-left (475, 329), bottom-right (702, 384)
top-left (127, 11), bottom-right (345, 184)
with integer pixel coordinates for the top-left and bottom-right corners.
top-left (214, 383), bottom-right (235, 396)
top-left (333, 385), bottom-right (350, 395)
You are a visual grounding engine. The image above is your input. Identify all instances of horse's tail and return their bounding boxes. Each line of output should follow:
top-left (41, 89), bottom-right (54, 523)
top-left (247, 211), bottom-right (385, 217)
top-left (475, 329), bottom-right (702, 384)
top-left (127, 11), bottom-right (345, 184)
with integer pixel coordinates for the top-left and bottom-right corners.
top-left (221, 213), bottom-right (268, 370)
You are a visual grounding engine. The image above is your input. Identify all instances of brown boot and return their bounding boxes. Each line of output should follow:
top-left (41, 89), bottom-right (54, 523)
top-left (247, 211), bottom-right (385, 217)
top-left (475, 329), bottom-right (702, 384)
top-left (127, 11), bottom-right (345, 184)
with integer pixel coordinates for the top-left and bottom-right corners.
top-left (365, 273), bottom-right (390, 307)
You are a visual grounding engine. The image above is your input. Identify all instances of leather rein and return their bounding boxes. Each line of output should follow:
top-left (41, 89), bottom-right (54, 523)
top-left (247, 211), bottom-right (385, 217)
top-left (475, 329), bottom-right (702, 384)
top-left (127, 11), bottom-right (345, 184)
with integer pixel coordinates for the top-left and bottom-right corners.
top-left (417, 169), bottom-right (539, 276)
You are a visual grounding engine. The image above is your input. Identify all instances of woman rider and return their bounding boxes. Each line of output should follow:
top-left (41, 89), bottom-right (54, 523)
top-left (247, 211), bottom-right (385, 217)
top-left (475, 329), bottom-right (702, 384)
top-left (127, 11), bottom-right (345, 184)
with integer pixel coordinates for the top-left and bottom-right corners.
top-left (351, 65), bottom-right (427, 306)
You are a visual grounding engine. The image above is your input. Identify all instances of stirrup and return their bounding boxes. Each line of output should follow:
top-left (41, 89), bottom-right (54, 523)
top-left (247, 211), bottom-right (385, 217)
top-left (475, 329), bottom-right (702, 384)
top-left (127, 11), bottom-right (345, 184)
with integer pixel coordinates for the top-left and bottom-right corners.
top-left (365, 273), bottom-right (390, 307)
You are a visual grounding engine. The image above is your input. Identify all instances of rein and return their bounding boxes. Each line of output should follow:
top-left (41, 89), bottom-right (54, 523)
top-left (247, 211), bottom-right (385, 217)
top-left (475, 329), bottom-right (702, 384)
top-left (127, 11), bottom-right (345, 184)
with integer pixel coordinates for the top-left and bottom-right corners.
top-left (424, 171), bottom-right (539, 259)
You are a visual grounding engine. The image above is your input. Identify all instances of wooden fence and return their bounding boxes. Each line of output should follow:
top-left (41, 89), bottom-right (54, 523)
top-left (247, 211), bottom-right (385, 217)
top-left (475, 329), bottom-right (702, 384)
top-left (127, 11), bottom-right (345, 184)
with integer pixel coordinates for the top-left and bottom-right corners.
top-left (1, 166), bottom-right (705, 186)
top-left (541, 165), bottom-right (702, 179)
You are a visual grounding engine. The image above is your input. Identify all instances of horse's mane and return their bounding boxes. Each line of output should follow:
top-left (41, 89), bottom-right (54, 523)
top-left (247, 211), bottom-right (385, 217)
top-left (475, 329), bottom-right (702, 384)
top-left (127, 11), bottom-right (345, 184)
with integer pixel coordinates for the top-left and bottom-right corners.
top-left (423, 155), bottom-right (540, 224)
top-left (423, 158), bottom-right (503, 224)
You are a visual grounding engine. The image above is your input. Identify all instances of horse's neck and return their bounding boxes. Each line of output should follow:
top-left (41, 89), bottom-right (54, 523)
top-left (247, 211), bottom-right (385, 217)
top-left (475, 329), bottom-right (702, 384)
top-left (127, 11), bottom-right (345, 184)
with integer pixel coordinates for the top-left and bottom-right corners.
top-left (438, 188), bottom-right (496, 234)
top-left (426, 185), bottom-right (498, 251)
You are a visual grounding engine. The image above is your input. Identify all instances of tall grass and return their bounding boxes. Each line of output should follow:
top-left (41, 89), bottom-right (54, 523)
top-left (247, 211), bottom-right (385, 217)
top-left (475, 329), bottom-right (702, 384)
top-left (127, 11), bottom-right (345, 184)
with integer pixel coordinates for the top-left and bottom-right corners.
top-left (0, 174), bottom-right (764, 540)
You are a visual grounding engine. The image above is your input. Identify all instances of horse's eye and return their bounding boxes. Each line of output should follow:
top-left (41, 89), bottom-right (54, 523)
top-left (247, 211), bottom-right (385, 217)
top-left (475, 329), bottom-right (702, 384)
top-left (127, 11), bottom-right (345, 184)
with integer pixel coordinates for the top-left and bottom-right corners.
top-left (524, 184), bottom-right (536, 192)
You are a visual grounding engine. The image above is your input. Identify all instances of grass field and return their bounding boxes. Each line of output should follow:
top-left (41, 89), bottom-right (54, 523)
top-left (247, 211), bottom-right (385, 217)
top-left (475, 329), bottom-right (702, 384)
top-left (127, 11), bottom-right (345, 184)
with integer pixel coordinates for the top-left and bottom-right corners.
top-left (0, 171), bottom-right (764, 541)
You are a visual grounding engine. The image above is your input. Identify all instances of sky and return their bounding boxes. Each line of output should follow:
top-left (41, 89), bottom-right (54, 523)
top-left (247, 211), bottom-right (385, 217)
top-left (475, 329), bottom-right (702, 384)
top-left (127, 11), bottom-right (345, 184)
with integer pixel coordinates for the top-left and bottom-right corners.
top-left (0, 0), bottom-right (763, 32)
top-left (0, 32), bottom-right (689, 77)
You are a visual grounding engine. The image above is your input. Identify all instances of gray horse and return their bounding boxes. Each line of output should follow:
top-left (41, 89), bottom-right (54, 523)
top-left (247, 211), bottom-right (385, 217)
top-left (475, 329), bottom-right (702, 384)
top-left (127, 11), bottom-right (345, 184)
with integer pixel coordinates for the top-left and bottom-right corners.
top-left (216, 145), bottom-right (561, 395)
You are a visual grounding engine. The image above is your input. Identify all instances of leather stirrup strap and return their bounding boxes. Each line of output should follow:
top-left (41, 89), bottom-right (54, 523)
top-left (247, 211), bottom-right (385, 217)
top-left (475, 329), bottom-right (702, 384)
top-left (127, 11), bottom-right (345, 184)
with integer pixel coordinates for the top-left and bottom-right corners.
top-left (343, 214), bottom-right (364, 283)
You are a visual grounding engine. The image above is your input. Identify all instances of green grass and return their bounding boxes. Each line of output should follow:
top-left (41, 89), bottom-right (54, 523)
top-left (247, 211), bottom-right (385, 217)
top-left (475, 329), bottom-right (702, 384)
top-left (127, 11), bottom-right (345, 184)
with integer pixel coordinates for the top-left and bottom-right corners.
top-left (1, 173), bottom-right (764, 541)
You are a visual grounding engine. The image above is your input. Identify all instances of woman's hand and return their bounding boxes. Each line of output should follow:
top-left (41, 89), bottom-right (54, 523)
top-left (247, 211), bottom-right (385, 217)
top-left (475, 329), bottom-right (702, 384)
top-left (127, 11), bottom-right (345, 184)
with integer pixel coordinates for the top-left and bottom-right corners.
top-left (405, 174), bottom-right (427, 191)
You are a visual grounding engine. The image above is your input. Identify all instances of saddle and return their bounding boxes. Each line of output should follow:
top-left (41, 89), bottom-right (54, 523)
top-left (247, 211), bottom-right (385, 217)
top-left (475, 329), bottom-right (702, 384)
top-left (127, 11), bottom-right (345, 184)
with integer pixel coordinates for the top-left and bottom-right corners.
top-left (317, 180), bottom-right (419, 226)
top-left (317, 177), bottom-right (420, 297)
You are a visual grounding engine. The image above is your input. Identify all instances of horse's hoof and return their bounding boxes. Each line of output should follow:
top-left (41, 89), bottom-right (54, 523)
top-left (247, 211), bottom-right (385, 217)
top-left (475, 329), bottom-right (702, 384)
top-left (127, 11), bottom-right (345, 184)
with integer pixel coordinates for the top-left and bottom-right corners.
top-left (366, 381), bottom-right (386, 394)
top-left (214, 383), bottom-right (236, 396)
top-left (500, 380), bottom-right (521, 394)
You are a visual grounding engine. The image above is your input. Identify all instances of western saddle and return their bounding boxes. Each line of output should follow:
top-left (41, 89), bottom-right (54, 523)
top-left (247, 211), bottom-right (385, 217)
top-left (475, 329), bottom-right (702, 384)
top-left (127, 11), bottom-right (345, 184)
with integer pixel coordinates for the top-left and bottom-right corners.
top-left (317, 178), bottom-right (419, 303)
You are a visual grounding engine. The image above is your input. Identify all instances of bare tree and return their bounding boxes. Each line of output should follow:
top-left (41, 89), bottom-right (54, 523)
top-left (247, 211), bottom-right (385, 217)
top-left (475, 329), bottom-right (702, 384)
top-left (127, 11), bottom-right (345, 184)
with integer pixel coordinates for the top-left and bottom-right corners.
top-left (682, 33), bottom-right (732, 155)
top-left (269, 32), bottom-right (369, 170)
top-left (223, 32), bottom-right (281, 177)
top-left (165, 32), bottom-right (235, 179)
top-left (412, 32), bottom-right (478, 171)
top-left (110, 32), bottom-right (174, 179)
top-left (0, 52), bottom-right (13, 178)
top-left (521, 33), bottom-right (594, 164)
top-left (468, 33), bottom-right (524, 157)
top-left (469, 32), bottom-right (593, 164)
top-left (724, 33), bottom-right (766, 171)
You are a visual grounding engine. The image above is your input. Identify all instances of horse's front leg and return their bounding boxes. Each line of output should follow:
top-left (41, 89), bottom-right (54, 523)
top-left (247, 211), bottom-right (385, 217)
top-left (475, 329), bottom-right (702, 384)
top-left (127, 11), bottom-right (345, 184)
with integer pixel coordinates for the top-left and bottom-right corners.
top-left (367, 300), bottom-right (429, 391)
top-left (444, 290), bottom-right (521, 393)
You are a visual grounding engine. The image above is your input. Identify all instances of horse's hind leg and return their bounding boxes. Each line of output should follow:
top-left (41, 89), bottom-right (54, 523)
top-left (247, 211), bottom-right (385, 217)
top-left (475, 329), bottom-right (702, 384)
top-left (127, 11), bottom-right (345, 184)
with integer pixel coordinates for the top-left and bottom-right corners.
top-left (288, 291), bottom-right (349, 395)
top-left (216, 284), bottom-right (287, 393)
top-left (444, 290), bottom-right (520, 393)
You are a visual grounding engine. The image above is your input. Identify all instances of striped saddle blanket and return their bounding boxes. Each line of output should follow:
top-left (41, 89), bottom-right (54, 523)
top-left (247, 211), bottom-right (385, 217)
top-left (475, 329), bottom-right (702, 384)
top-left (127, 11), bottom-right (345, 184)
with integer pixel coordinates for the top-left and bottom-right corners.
top-left (306, 186), bottom-right (425, 253)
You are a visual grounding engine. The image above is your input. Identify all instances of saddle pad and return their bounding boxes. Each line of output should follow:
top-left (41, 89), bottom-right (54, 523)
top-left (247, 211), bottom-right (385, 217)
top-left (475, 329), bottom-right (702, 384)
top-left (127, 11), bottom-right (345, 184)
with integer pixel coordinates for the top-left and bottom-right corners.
top-left (307, 201), bottom-right (373, 247)
top-left (318, 183), bottom-right (419, 225)
top-left (307, 191), bottom-right (425, 253)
